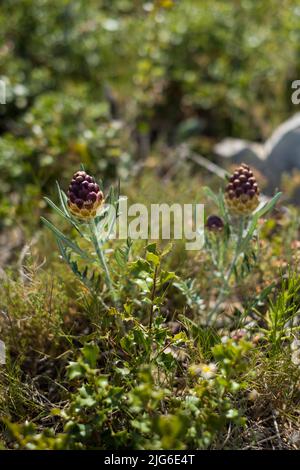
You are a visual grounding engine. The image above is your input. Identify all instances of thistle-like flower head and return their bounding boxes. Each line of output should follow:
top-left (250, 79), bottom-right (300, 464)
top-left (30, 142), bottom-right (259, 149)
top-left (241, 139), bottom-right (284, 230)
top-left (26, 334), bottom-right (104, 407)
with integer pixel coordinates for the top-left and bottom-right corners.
top-left (206, 214), bottom-right (224, 233)
top-left (67, 170), bottom-right (104, 219)
top-left (225, 163), bottom-right (260, 215)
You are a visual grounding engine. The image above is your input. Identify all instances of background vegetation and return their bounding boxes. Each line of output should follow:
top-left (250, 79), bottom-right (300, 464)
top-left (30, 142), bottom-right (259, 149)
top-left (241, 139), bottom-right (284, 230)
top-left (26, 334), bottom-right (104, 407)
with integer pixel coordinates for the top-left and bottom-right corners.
top-left (1, 0), bottom-right (300, 450)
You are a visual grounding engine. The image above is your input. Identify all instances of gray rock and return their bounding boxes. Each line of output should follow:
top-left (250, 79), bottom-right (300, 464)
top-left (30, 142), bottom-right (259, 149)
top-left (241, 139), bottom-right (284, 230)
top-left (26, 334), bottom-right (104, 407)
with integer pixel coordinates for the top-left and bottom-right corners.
top-left (214, 113), bottom-right (300, 193)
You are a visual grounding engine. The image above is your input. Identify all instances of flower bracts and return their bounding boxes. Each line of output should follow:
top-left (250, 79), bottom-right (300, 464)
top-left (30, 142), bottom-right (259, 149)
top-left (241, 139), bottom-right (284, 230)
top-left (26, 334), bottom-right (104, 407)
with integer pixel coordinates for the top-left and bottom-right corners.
top-left (67, 171), bottom-right (104, 219)
top-left (225, 164), bottom-right (260, 215)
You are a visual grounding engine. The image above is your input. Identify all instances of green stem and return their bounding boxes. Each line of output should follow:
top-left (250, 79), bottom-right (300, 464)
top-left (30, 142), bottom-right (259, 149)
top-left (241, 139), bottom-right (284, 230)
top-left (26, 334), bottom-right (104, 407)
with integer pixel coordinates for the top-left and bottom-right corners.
top-left (149, 265), bottom-right (158, 331)
top-left (89, 219), bottom-right (116, 302)
top-left (208, 218), bottom-right (245, 325)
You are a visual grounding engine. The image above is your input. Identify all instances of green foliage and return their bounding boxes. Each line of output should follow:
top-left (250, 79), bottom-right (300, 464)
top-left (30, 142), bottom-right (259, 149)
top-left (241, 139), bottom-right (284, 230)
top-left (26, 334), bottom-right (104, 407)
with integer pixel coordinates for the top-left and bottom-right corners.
top-left (1, 172), bottom-right (300, 449)
top-left (258, 272), bottom-right (300, 353)
top-left (6, 338), bottom-right (252, 450)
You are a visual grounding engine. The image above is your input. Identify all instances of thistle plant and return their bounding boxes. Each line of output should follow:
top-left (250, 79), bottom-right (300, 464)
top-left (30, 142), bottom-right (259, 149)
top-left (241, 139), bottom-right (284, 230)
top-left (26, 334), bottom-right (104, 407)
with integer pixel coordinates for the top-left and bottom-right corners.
top-left (41, 169), bottom-right (121, 304)
top-left (67, 170), bottom-right (104, 219)
top-left (204, 164), bottom-right (281, 325)
top-left (224, 163), bottom-right (260, 215)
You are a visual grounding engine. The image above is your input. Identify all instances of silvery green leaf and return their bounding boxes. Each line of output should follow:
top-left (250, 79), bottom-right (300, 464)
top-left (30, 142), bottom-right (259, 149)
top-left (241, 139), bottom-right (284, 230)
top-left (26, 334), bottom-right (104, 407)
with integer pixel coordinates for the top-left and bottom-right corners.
top-left (44, 196), bottom-right (83, 236)
top-left (241, 192), bottom-right (281, 250)
top-left (203, 187), bottom-right (219, 207)
top-left (44, 196), bottom-right (68, 219)
top-left (56, 238), bottom-right (101, 293)
top-left (96, 198), bottom-right (120, 244)
top-left (218, 189), bottom-right (230, 225)
top-left (41, 217), bottom-right (91, 261)
top-left (56, 181), bottom-right (69, 217)
top-left (253, 192), bottom-right (282, 219)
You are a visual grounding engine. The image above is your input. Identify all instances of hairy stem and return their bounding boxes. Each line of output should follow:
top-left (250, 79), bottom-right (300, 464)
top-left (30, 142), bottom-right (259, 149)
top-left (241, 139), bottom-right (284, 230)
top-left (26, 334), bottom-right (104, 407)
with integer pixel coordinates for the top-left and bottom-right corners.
top-left (89, 219), bottom-right (116, 302)
top-left (208, 218), bottom-right (245, 325)
top-left (149, 265), bottom-right (158, 330)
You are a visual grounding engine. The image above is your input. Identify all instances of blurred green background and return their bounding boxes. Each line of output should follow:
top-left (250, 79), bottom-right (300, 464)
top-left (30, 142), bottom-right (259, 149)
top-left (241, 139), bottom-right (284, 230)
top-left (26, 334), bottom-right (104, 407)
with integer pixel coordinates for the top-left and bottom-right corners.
top-left (0, 0), bottom-right (299, 229)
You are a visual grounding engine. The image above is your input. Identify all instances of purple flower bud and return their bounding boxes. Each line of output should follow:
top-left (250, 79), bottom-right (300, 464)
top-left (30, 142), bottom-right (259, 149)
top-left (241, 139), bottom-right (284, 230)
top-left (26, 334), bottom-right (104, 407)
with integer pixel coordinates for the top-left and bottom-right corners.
top-left (67, 170), bottom-right (104, 219)
top-left (225, 163), bottom-right (260, 215)
top-left (206, 215), bottom-right (224, 232)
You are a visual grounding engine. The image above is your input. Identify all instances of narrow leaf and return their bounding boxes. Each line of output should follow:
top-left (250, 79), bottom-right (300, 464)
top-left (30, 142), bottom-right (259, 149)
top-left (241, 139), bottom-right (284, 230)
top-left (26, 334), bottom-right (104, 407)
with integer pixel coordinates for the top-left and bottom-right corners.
top-left (41, 217), bottom-right (91, 261)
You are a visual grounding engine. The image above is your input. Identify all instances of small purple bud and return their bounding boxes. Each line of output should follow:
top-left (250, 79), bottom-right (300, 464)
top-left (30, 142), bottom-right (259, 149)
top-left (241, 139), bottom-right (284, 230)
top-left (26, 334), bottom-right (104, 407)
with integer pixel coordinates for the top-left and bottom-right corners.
top-left (206, 215), bottom-right (224, 232)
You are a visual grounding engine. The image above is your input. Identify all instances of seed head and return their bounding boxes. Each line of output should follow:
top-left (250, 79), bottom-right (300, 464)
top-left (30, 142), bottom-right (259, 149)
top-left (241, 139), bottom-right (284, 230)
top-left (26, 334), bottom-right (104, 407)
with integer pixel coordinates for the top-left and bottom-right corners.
top-left (67, 170), bottom-right (104, 219)
top-left (206, 215), bottom-right (224, 233)
top-left (225, 163), bottom-right (260, 215)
